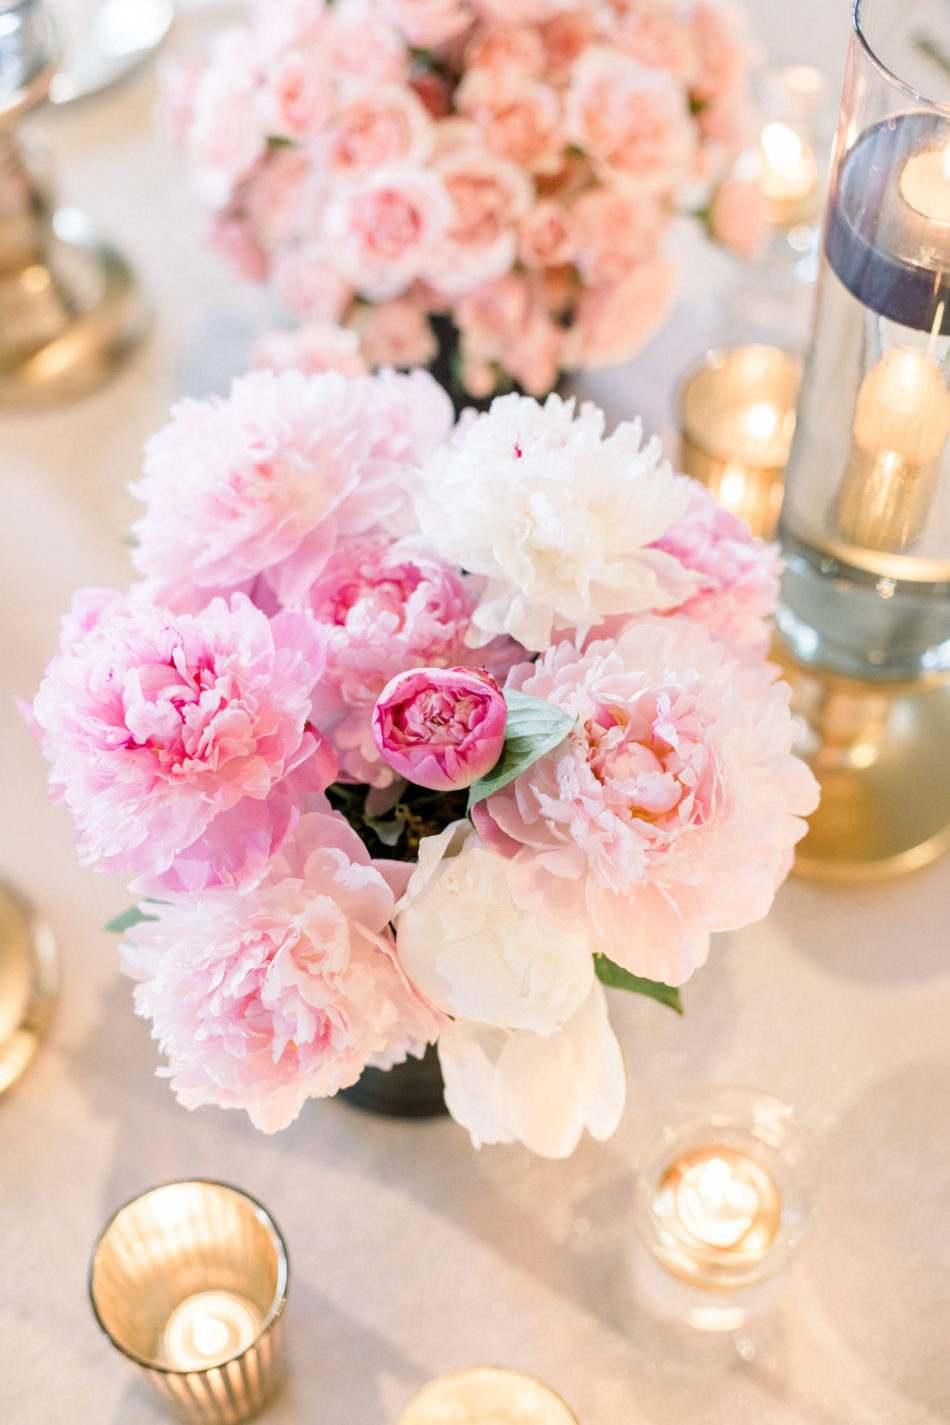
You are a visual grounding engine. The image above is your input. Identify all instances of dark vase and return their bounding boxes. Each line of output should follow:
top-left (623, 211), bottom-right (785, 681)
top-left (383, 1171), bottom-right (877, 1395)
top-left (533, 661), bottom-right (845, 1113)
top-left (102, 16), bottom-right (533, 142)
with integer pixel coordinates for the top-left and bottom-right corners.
top-left (427, 313), bottom-right (564, 417)
top-left (339, 1043), bottom-right (447, 1119)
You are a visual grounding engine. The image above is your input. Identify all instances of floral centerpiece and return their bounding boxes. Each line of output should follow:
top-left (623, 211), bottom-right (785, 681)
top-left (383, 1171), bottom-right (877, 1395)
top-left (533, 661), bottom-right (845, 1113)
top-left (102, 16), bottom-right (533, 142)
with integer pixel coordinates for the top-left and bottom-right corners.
top-left (162, 0), bottom-right (760, 402)
top-left (25, 368), bottom-right (817, 1158)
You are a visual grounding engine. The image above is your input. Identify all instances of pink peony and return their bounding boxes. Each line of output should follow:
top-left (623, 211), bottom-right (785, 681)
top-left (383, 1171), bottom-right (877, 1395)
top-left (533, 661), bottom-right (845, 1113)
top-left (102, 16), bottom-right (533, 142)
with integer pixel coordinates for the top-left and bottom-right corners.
top-left (571, 188), bottom-right (663, 284)
top-left (359, 299), bottom-right (438, 368)
top-left (322, 1), bottom-right (409, 84)
top-left (537, 10), bottom-right (594, 74)
top-left (708, 176), bottom-right (772, 260)
top-left (607, 0), bottom-right (698, 80)
top-left (373, 666), bottom-right (507, 789)
top-left (132, 369), bottom-right (448, 609)
top-left (321, 87), bottom-right (433, 182)
top-left (304, 536), bottom-right (484, 785)
top-left (455, 69), bottom-right (562, 173)
top-left (472, 618), bottom-right (819, 985)
top-left (648, 478), bottom-right (781, 651)
top-left (324, 167), bottom-right (452, 301)
top-left (690, 0), bottom-right (755, 104)
top-left (120, 812), bottom-right (444, 1131)
top-left (256, 49), bottom-right (334, 141)
top-left (562, 257), bottom-right (676, 369)
top-left (253, 324), bottom-right (368, 378)
top-left (465, 25), bottom-right (546, 76)
top-left (566, 47), bottom-right (693, 191)
top-left (28, 591), bottom-right (335, 895)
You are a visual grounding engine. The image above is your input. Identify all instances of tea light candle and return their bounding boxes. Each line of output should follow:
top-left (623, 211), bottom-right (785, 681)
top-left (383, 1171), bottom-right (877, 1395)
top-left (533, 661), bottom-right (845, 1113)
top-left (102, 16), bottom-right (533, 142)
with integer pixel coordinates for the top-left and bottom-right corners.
top-left (633, 1087), bottom-right (817, 1328)
top-left (89, 1182), bottom-right (288, 1425)
top-left (163, 1291), bottom-right (262, 1372)
top-left (680, 346), bottom-right (801, 537)
top-left (759, 120), bottom-right (820, 228)
top-left (397, 1368), bottom-right (578, 1425)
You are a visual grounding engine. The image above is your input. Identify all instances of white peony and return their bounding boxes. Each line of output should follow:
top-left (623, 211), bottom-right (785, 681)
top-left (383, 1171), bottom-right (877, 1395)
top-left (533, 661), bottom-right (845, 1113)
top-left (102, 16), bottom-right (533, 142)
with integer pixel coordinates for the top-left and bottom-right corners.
top-left (394, 821), bottom-right (594, 1036)
top-left (437, 984), bottom-right (626, 1158)
top-left (412, 392), bottom-right (696, 651)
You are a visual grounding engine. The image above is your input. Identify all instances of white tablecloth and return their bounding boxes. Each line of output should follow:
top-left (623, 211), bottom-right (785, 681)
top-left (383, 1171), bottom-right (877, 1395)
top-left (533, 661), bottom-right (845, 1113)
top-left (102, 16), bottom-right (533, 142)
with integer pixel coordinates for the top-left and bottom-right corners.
top-left (6, 3), bottom-right (950, 1422)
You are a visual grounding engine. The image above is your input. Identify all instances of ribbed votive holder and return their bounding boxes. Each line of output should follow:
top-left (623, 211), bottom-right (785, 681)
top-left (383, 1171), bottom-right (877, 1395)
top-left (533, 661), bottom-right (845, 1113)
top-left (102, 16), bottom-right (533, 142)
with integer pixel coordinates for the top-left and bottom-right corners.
top-left (397, 1368), bottom-right (578, 1425)
top-left (89, 1181), bottom-right (289, 1424)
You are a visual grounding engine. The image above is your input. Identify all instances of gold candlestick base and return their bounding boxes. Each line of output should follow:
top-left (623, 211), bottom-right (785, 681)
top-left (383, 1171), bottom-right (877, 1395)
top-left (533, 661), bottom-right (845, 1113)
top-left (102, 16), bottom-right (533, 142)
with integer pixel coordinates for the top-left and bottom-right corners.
top-left (775, 642), bottom-right (950, 882)
top-left (0, 880), bottom-right (58, 1094)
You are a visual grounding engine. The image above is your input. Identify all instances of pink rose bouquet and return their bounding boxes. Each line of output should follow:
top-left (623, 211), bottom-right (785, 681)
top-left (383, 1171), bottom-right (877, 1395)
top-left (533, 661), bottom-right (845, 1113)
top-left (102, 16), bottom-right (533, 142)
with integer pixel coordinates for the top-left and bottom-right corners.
top-left (27, 369), bottom-right (817, 1157)
top-left (162, 0), bottom-right (760, 403)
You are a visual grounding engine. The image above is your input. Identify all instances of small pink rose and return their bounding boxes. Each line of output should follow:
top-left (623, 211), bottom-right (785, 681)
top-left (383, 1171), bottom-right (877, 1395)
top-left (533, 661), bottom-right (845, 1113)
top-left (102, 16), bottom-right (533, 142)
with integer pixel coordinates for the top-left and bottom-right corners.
top-left (708, 177), bottom-right (771, 260)
top-left (372, 666), bottom-right (507, 790)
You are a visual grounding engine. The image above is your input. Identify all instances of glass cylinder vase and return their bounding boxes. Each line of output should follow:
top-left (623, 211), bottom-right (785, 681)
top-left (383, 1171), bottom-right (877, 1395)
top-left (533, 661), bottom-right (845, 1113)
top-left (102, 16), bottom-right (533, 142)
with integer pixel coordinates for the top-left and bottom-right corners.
top-left (774, 0), bottom-right (950, 879)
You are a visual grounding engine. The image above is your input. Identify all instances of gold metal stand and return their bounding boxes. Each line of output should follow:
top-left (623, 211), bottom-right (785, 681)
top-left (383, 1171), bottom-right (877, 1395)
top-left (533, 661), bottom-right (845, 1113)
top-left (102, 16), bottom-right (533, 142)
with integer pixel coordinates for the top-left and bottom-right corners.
top-left (774, 641), bottom-right (950, 882)
top-left (0, 880), bottom-right (58, 1094)
top-left (0, 0), bottom-right (147, 408)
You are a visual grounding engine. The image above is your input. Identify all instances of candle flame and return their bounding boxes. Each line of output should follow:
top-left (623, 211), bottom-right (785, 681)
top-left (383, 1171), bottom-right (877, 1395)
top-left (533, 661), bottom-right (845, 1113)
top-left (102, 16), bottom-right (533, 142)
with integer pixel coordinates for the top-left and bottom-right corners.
top-left (192, 1312), bottom-right (231, 1359)
top-left (762, 121), bottom-right (804, 170)
top-left (746, 402), bottom-right (779, 441)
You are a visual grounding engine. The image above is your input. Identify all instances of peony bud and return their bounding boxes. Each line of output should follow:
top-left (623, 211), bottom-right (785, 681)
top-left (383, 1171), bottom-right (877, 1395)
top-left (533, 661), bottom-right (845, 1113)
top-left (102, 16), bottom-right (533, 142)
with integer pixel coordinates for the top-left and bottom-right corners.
top-left (372, 667), bottom-right (507, 791)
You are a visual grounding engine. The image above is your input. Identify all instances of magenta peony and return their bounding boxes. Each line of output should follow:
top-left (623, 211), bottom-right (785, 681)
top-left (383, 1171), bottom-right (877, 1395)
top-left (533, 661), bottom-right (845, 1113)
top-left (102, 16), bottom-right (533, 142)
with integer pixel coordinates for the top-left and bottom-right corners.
top-left (473, 618), bottom-right (819, 986)
top-left (28, 590), bottom-right (335, 894)
top-left (373, 666), bottom-right (507, 790)
top-left (120, 812), bottom-right (444, 1131)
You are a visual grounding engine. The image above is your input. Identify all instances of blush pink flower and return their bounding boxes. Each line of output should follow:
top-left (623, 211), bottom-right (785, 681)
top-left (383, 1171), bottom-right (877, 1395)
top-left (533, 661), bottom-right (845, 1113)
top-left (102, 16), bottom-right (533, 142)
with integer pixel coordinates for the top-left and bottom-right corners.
top-left (690, 0), bottom-right (755, 104)
top-left (455, 69), bottom-right (562, 173)
top-left (321, 87), bottom-right (433, 182)
top-left (562, 257), bottom-right (676, 369)
top-left (607, 0), bottom-right (698, 80)
top-left (184, 29), bottom-right (266, 209)
top-left (473, 0), bottom-right (566, 23)
top-left (566, 47), bottom-right (693, 191)
top-left (245, 149), bottom-right (315, 251)
top-left (428, 146), bottom-right (533, 295)
top-left (304, 536), bottom-right (484, 785)
top-left (537, 11), bottom-right (594, 75)
top-left (517, 200), bottom-right (575, 268)
top-left (120, 811), bottom-right (444, 1131)
top-left (131, 369), bottom-right (448, 609)
top-left (271, 247), bottom-right (353, 321)
top-left (373, 666), bottom-right (507, 789)
top-left (473, 618), bottom-right (819, 985)
top-left (324, 167), bottom-right (452, 301)
top-left (465, 25), bottom-right (546, 76)
top-left (571, 188), bottom-right (664, 284)
top-left (256, 49), bottom-right (334, 141)
top-left (378, 0), bottom-right (472, 47)
top-left (648, 478), bottom-right (781, 651)
top-left (323, 0), bottom-right (409, 84)
top-left (359, 299), bottom-right (438, 368)
top-left (156, 59), bottom-right (201, 148)
top-left (28, 591), bottom-right (336, 896)
top-left (249, 0), bottom-right (324, 60)
top-left (253, 324), bottom-right (368, 378)
top-left (208, 214), bottom-right (268, 283)
top-left (708, 176), bottom-right (772, 260)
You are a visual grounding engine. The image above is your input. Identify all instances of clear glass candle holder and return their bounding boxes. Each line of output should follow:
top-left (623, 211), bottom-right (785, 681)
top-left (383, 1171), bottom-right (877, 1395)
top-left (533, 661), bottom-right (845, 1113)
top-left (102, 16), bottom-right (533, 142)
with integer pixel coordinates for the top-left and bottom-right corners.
top-left (397, 1368), bottom-right (578, 1425)
top-left (632, 1087), bottom-right (818, 1332)
top-left (89, 1181), bottom-right (289, 1425)
top-left (680, 346), bottom-right (801, 538)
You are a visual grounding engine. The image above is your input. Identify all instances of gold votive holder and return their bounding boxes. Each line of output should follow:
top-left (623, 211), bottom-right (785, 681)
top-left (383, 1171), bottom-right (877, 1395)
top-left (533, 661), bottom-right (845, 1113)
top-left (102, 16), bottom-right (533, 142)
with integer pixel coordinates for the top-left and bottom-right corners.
top-left (89, 1182), bottom-right (289, 1424)
top-left (0, 879), bottom-right (58, 1095)
top-left (397, 1368), bottom-right (578, 1425)
top-left (632, 1087), bottom-right (817, 1332)
top-left (680, 346), bottom-right (801, 539)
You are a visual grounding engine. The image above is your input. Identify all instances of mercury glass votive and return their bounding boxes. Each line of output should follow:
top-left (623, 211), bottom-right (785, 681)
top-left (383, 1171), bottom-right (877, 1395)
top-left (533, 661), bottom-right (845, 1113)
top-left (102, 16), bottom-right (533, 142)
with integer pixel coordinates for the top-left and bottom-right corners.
top-left (397, 1368), bottom-right (578, 1425)
top-left (633, 1087), bottom-right (818, 1332)
top-left (89, 1182), bottom-right (289, 1425)
top-left (680, 346), bottom-right (801, 537)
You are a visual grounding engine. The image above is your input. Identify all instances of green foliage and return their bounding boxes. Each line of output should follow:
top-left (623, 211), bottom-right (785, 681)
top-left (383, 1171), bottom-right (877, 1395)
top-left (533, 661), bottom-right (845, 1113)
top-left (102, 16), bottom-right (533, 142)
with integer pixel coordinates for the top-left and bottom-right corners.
top-left (467, 689), bottom-right (573, 811)
top-left (594, 955), bottom-right (683, 1014)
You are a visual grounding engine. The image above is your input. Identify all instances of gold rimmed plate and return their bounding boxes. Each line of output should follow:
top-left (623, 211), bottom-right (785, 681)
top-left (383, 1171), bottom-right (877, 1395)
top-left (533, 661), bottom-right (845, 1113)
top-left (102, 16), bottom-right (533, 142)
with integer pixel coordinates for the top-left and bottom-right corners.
top-left (0, 880), bottom-right (58, 1095)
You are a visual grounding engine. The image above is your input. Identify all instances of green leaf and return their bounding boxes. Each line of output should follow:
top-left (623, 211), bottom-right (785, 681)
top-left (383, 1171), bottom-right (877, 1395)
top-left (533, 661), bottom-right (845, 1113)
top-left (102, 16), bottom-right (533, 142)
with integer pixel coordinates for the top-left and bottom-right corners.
top-left (104, 905), bottom-right (159, 935)
top-left (467, 689), bottom-right (574, 811)
top-left (594, 955), bottom-right (683, 1014)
